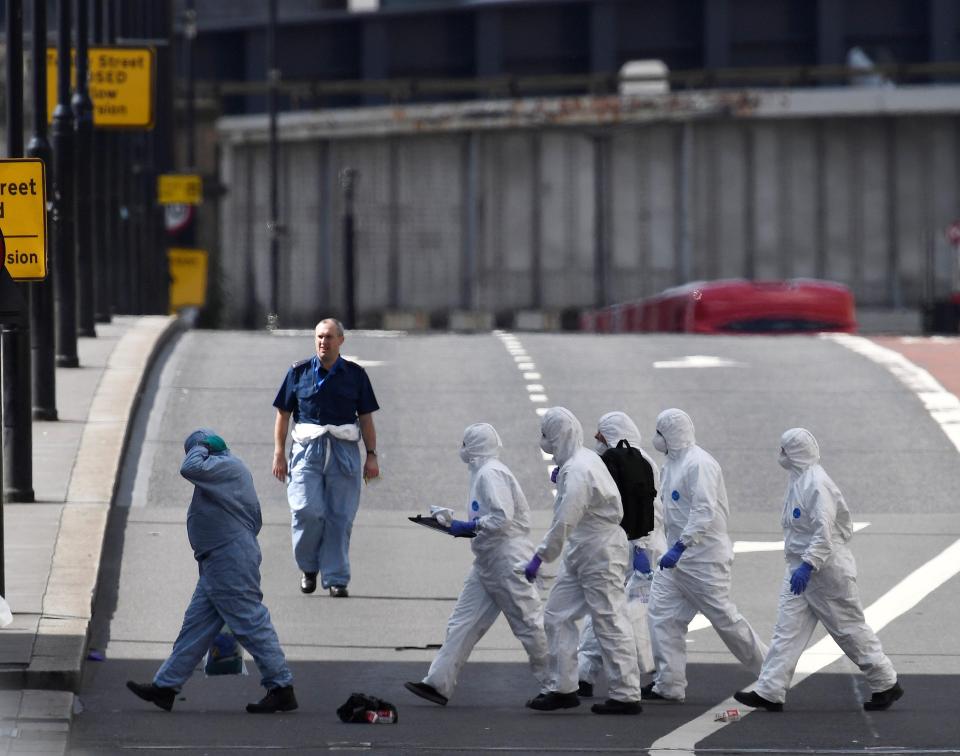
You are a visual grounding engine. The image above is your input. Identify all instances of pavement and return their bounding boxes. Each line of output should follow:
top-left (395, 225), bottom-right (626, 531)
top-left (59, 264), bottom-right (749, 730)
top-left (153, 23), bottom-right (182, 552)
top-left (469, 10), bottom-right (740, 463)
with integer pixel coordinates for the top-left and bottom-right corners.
top-left (0, 312), bottom-right (956, 755)
top-left (0, 315), bottom-right (181, 756)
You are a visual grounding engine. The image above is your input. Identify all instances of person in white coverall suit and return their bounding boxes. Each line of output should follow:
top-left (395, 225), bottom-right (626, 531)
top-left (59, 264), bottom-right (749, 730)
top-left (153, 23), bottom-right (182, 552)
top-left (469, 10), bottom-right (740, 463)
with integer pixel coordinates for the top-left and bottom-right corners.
top-left (577, 411), bottom-right (666, 696)
top-left (644, 408), bottom-right (768, 703)
top-left (524, 407), bottom-right (642, 715)
top-left (404, 423), bottom-right (552, 706)
top-left (734, 428), bottom-right (903, 713)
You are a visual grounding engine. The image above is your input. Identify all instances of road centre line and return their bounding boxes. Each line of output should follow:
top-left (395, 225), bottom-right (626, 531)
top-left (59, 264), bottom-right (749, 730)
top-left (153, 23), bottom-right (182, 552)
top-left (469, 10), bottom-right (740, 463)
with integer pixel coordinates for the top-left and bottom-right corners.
top-left (650, 538), bottom-right (960, 756)
top-left (653, 337), bottom-right (960, 755)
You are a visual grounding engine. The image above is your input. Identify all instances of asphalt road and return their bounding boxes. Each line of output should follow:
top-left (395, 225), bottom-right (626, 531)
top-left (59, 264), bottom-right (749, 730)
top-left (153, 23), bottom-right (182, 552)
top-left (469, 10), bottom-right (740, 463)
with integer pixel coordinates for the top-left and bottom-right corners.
top-left (69, 329), bottom-right (960, 754)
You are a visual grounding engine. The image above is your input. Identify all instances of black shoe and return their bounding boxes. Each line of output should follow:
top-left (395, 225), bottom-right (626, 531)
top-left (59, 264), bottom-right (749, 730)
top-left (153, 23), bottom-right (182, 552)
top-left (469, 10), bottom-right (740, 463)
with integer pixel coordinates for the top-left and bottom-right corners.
top-left (526, 691), bottom-right (580, 711)
top-left (577, 680), bottom-right (594, 698)
top-left (126, 681), bottom-right (176, 712)
top-left (300, 572), bottom-right (317, 594)
top-left (734, 690), bottom-right (783, 712)
top-left (329, 585), bottom-right (349, 598)
top-left (640, 682), bottom-right (683, 703)
top-left (246, 685), bottom-right (298, 713)
top-left (591, 698), bottom-right (642, 715)
top-left (404, 681), bottom-right (448, 706)
top-left (863, 682), bottom-right (903, 711)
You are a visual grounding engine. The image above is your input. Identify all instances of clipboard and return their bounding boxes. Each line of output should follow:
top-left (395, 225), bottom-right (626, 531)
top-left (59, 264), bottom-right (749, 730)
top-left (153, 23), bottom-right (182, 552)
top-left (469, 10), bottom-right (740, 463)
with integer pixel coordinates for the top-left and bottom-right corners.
top-left (408, 515), bottom-right (476, 538)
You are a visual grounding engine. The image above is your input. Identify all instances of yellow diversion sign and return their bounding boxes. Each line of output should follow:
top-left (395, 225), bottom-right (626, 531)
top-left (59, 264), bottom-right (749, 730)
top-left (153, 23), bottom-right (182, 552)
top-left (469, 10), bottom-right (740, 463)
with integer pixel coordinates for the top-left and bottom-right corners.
top-left (0, 159), bottom-right (48, 281)
top-left (158, 174), bottom-right (203, 205)
top-left (47, 47), bottom-right (155, 129)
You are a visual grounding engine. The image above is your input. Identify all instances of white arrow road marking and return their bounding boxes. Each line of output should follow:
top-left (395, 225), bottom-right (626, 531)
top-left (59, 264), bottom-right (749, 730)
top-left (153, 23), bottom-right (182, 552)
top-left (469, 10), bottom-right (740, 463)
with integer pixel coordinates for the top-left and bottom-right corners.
top-left (732, 522), bottom-right (869, 555)
top-left (654, 355), bottom-right (747, 369)
top-left (342, 355), bottom-right (385, 368)
top-left (650, 538), bottom-right (960, 756)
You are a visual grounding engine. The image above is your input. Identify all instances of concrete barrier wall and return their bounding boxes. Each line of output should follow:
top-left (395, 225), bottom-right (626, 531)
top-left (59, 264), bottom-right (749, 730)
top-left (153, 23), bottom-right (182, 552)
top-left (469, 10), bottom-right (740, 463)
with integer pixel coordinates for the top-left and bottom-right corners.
top-left (216, 87), bottom-right (960, 328)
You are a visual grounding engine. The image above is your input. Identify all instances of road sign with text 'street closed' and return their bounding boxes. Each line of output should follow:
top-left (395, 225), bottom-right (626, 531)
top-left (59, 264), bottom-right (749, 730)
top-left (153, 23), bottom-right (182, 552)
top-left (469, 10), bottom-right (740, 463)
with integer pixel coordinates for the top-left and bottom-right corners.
top-left (47, 47), bottom-right (155, 129)
top-left (0, 159), bottom-right (48, 281)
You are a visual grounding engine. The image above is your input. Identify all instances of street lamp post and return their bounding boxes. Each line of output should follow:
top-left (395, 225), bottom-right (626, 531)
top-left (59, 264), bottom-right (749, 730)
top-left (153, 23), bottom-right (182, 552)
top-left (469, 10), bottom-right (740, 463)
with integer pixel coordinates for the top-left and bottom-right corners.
top-left (27, 0), bottom-right (58, 420)
top-left (74, 0), bottom-right (97, 337)
top-left (2, 0), bottom-right (36, 506)
top-left (267, 0), bottom-right (280, 328)
top-left (52, 0), bottom-right (79, 367)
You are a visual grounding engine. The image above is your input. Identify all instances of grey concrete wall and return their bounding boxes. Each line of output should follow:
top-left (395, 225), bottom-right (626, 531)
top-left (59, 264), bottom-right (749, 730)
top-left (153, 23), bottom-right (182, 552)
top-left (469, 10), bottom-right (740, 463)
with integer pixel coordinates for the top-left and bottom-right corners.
top-left (216, 87), bottom-right (960, 328)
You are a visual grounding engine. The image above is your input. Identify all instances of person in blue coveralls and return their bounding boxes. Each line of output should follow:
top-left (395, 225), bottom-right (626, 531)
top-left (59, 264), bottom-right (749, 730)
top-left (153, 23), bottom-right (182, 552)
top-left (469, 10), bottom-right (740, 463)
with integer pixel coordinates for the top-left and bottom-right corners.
top-left (127, 429), bottom-right (296, 714)
top-left (272, 318), bottom-right (380, 598)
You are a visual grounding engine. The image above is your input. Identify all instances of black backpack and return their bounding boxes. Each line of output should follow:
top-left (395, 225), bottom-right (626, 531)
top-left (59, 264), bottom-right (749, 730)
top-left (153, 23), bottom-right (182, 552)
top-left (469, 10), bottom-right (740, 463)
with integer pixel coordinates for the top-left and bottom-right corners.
top-left (601, 439), bottom-right (657, 541)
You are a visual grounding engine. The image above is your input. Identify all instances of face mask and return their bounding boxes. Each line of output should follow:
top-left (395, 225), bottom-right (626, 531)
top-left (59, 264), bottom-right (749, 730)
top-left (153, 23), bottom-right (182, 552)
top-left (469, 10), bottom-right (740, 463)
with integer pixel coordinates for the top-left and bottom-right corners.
top-left (778, 449), bottom-right (791, 470)
top-left (459, 446), bottom-right (472, 464)
top-left (652, 432), bottom-right (667, 454)
top-left (539, 435), bottom-right (554, 455)
top-left (594, 441), bottom-right (608, 454)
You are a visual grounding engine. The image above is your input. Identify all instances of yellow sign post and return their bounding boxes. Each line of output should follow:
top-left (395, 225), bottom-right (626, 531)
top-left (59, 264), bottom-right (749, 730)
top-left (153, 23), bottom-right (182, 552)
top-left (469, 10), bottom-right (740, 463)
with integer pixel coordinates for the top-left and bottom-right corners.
top-left (158, 174), bottom-right (203, 205)
top-left (168, 248), bottom-right (208, 312)
top-left (47, 47), bottom-right (155, 129)
top-left (0, 159), bottom-right (48, 281)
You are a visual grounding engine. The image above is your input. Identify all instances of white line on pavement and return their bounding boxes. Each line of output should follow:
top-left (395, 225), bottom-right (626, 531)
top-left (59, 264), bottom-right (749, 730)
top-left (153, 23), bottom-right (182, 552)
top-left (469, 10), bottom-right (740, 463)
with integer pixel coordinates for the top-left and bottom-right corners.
top-left (825, 334), bottom-right (960, 454)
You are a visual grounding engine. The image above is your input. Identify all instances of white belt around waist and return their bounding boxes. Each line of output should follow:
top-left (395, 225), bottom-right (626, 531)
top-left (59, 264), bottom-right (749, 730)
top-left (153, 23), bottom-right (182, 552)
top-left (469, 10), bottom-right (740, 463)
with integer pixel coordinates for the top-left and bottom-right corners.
top-left (292, 422), bottom-right (360, 473)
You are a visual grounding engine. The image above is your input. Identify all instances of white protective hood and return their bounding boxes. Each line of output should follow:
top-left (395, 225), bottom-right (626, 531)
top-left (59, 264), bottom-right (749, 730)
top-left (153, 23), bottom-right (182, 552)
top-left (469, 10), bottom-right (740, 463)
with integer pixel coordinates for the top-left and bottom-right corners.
top-left (779, 428), bottom-right (854, 568)
top-left (655, 408), bottom-right (696, 458)
top-left (461, 422), bottom-right (502, 469)
top-left (541, 407), bottom-right (583, 466)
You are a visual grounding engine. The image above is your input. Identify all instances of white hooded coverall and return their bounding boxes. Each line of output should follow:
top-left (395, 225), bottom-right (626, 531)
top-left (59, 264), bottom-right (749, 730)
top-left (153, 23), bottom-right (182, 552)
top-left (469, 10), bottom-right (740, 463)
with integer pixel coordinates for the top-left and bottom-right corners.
top-left (752, 428), bottom-right (897, 703)
top-left (422, 423), bottom-right (552, 700)
top-left (647, 408), bottom-right (768, 700)
top-left (537, 407), bottom-right (641, 702)
top-left (578, 411), bottom-right (666, 684)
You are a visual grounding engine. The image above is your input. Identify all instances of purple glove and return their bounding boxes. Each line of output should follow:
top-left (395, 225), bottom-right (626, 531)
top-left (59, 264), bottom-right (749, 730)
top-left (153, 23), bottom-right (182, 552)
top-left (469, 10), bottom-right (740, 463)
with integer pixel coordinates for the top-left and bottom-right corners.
top-left (449, 519), bottom-right (477, 538)
top-left (524, 554), bottom-right (542, 583)
top-left (790, 562), bottom-right (813, 595)
top-left (550, 466), bottom-right (559, 484)
top-left (633, 547), bottom-right (652, 574)
top-left (658, 540), bottom-right (686, 569)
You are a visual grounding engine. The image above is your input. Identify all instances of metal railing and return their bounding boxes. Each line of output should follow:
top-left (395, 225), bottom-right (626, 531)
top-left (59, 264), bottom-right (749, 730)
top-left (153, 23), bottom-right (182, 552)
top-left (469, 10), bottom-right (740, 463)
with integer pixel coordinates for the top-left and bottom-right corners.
top-left (184, 60), bottom-right (960, 106)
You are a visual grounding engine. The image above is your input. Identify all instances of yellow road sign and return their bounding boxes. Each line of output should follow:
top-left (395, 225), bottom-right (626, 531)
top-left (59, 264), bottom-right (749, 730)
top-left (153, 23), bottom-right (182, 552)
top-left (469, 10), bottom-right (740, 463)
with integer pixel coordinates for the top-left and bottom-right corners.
top-left (47, 47), bottom-right (155, 129)
top-left (0, 159), bottom-right (48, 281)
top-left (168, 248), bottom-right (208, 312)
top-left (158, 174), bottom-right (203, 205)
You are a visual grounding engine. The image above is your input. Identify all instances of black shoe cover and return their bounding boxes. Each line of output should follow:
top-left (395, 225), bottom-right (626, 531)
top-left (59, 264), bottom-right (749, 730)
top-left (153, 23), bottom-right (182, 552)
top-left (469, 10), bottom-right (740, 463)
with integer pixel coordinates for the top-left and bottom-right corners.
top-left (126, 681), bottom-right (176, 712)
top-left (864, 682), bottom-right (903, 711)
top-left (733, 690), bottom-right (783, 712)
top-left (246, 685), bottom-right (298, 713)
top-left (591, 698), bottom-right (642, 715)
top-left (526, 691), bottom-right (580, 711)
top-left (404, 681), bottom-right (448, 706)
top-left (577, 680), bottom-right (594, 698)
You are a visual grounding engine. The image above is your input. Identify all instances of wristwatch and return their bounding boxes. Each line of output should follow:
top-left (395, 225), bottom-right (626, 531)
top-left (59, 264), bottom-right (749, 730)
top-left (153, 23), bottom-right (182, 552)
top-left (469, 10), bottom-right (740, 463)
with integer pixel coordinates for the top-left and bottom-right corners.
top-left (366, 449), bottom-right (377, 456)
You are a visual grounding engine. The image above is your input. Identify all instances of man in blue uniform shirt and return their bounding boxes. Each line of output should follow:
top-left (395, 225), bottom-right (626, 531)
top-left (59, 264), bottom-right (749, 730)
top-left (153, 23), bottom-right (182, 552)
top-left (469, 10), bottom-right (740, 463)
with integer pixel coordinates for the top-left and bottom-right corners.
top-left (272, 318), bottom-right (380, 598)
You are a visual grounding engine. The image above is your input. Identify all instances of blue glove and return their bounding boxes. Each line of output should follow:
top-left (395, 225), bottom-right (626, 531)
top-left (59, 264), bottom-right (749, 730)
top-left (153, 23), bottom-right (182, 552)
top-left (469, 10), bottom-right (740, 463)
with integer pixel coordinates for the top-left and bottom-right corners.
top-left (658, 540), bottom-right (686, 570)
top-left (790, 562), bottom-right (813, 595)
top-left (524, 554), bottom-right (542, 583)
top-left (449, 519), bottom-right (477, 538)
top-left (633, 547), bottom-right (652, 574)
top-left (202, 435), bottom-right (228, 453)
top-left (550, 466), bottom-right (559, 484)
